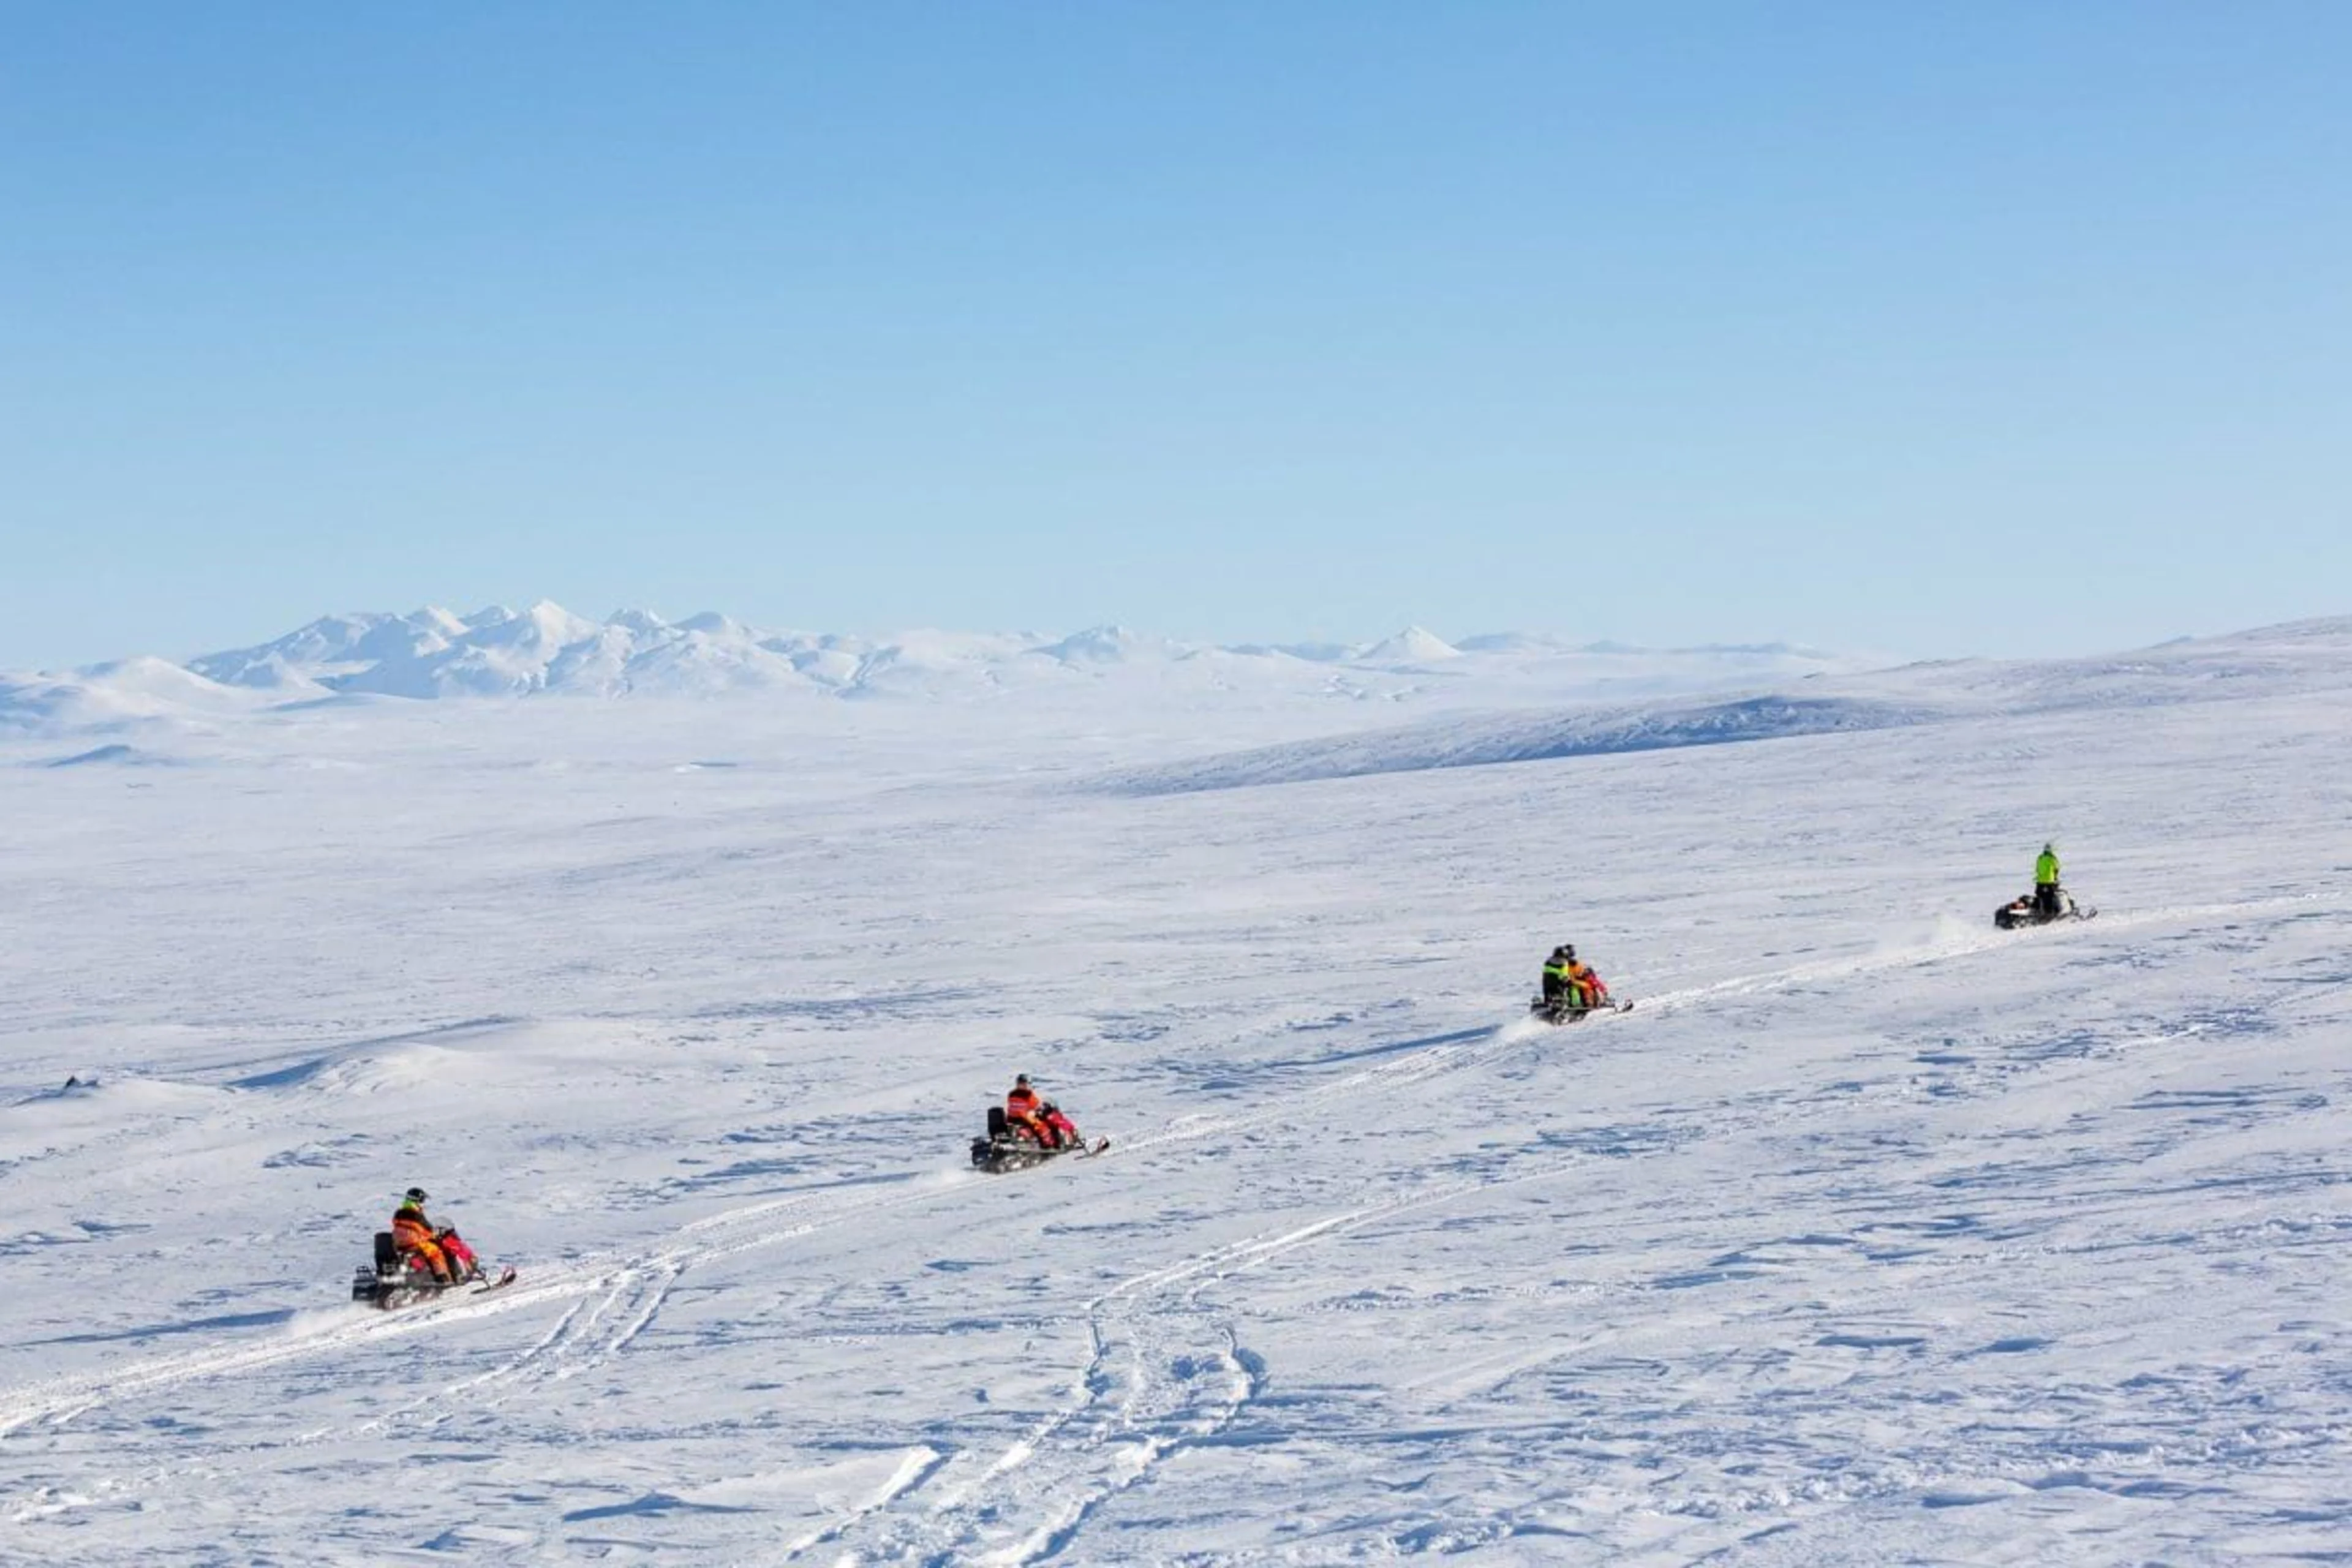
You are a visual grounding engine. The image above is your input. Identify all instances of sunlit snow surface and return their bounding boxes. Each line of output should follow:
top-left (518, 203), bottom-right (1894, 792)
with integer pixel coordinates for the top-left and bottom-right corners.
top-left (2, 628), bottom-right (2350, 1564)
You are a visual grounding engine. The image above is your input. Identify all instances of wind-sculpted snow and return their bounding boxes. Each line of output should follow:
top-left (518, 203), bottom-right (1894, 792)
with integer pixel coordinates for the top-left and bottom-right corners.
top-left (1099, 694), bottom-right (1943, 794)
top-left (1, 620), bottom-right (2350, 1562)
top-left (39, 743), bottom-right (178, 769)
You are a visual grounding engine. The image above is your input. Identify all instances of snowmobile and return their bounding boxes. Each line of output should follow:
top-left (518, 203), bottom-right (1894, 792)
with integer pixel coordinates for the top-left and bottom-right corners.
top-left (350, 1226), bottom-right (516, 1310)
top-left (969, 1104), bottom-right (1107, 1173)
top-left (1528, 994), bottom-right (1634, 1025)
top-left (1994, 886), bottom-right (2097, 930)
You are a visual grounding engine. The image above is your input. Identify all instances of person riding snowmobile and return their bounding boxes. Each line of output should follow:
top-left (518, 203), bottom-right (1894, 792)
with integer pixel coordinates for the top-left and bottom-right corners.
top-left (2034, 842), bottom-right (2062, 919)
top-left (391, 1188), bottom-right (480, 1286)
top-left (1005, 1075), bottom-right (1055, 1147)
top-left (1540, 944), bottom-right (1610, 1016)
top-left (1540, 946), bottom-right (1575, 1009)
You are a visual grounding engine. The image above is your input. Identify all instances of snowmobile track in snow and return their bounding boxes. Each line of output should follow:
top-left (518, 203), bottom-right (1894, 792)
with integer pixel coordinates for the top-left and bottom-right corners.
top-left (4, 891), bottom-right (2312, 1443)
top-left (5, 885), bottom-right (2344, 1556)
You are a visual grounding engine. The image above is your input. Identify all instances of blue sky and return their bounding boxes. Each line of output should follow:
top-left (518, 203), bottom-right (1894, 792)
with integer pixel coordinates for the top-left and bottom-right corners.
top-left (4, 2), bottom-right (2346, 668)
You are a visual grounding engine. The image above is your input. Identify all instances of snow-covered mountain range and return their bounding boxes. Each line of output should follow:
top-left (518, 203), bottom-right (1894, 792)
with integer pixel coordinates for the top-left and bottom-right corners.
top-left (0, 601), bottom-right (1871, 734)
top-left (12, 608), bottom-right (2350, 791)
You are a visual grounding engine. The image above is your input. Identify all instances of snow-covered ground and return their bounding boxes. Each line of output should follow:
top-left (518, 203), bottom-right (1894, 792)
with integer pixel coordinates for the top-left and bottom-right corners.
top-left (2, 620), bottom-right (2349, 1564)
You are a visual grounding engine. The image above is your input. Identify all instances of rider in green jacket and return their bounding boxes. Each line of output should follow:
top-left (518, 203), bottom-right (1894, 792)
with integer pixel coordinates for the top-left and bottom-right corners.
top-left (2034, 843), bottom-right (2061, 918)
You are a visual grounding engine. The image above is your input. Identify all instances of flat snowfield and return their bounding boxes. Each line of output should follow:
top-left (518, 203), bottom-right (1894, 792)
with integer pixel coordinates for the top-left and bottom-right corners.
top-left (2, 658), bottom-right (2349, 1564)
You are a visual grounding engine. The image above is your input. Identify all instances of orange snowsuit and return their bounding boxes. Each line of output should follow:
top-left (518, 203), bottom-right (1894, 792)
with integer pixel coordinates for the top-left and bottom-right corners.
top-left (392, 1207), bottom-right (452, 1281)
top-left (1564, 961), bottom-right (1608, 1009)
top-left (1005, 1083), bottom-right (1052, 1146)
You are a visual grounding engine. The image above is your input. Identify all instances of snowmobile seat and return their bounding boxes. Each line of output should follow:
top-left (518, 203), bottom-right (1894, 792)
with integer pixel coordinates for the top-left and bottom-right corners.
top-left (373, 1231), bottom-right (399, 1272)
top-left (986, 1106), bottom-right (1009, 1140)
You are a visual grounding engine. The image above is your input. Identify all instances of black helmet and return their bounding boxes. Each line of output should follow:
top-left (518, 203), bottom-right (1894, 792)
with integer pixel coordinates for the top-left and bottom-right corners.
top-left (1561, 944), bottom-right (1576, 960)
top-left (404, 1186), bottom-right (428, 1205)
top-left (1014, 1073), bottom-right (1030, 1087)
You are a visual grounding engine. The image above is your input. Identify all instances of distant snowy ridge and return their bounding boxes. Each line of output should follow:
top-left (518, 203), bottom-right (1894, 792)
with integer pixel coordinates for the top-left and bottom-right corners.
top-left (0, 657), bottom-right (274, 736)
top-left (0, 602), bottom-right (1874, 735)
top-left (1098, 615), bottom-right (2352, 793)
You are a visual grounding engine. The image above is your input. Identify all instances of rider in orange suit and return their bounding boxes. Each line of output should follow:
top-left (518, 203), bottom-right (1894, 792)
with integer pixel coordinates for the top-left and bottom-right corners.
top-left (392, 1188), bottom-right (454, 1284)
top-left (1005, 1075), bottom-right (1057, 1147)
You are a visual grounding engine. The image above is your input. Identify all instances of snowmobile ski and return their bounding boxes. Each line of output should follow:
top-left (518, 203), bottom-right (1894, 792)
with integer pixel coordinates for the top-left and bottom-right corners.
top-left (970, 1135), bottom-right (1106, 1173)
top-left (353, 1265), bottom-right (515, 1311)
top-left (1528, 997), bottom-right (1634, 1027)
